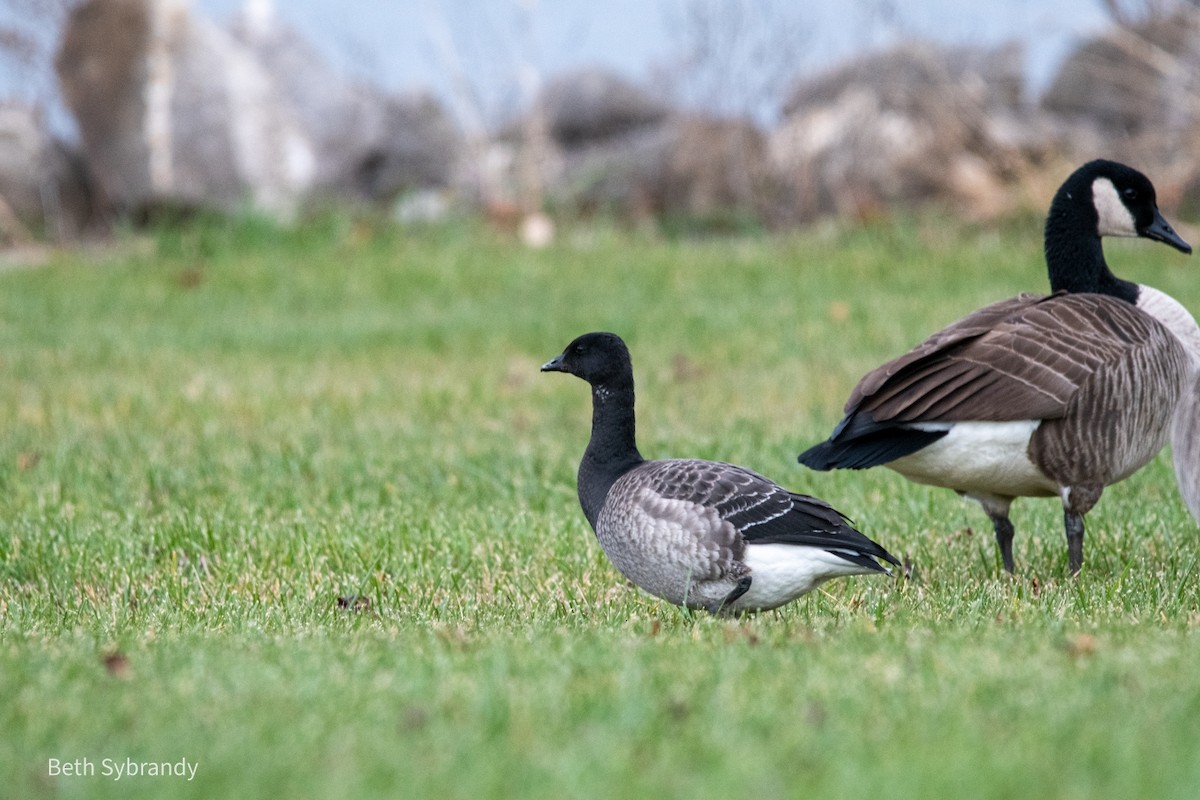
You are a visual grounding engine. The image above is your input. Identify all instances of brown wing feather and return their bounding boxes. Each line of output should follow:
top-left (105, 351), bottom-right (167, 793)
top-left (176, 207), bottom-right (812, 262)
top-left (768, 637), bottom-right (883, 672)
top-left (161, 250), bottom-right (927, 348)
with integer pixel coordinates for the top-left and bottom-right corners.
top-left (849, 292), bottom-right (1172, 424)
top-left (848, 293), bottom-right (1043, 407)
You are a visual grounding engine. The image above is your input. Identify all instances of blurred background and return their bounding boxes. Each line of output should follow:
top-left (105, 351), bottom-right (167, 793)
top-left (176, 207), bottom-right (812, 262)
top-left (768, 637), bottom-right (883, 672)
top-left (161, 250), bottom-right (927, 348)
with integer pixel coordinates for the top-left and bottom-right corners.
top-left (1, 0), bottom-right (1198, 246)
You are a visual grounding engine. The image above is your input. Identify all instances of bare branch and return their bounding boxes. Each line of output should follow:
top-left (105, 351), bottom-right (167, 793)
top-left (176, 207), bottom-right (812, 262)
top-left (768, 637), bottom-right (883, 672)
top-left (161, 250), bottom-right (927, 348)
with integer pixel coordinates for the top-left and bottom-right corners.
top-left (660, 0), bottom-right (813, 123)
top-left (1098, 0), bottom-right (1196, 26)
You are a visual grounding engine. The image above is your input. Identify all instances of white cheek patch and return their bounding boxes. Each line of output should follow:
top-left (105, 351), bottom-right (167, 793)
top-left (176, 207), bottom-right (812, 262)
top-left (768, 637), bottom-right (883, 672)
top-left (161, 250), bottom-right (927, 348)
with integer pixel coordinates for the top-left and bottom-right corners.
top-left (1093, 177), bottom-right (1138, 237)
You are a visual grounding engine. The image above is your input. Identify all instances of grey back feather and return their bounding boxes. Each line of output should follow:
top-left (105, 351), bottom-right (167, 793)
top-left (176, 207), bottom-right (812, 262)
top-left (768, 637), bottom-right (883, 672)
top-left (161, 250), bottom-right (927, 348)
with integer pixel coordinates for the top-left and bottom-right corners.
top-left (597, 462), bottom-right (746, 607)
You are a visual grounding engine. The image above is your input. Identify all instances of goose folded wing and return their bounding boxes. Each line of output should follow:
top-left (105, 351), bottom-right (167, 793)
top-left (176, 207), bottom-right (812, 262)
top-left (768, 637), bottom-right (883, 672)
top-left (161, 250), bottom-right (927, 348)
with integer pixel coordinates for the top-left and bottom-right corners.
top-left (635, 460), bottom-right (795, 532)
top-left (636, 460), bottom-right (895, 567)
top-left (848, 292), bottom-right (1165, 425)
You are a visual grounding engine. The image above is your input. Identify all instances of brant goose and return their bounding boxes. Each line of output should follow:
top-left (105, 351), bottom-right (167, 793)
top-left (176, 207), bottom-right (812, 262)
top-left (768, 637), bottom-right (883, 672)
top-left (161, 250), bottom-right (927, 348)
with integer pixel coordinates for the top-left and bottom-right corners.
top-left (799, 160), bottom-right (1194, 574)
top-left (543, 332), bottom-right (898, 614)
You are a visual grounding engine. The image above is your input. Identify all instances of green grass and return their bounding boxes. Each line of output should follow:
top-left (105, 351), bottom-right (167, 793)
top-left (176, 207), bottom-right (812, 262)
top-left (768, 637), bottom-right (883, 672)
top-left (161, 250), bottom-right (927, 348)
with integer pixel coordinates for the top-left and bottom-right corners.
top-left (2, 212), bottom-right (1199, 799)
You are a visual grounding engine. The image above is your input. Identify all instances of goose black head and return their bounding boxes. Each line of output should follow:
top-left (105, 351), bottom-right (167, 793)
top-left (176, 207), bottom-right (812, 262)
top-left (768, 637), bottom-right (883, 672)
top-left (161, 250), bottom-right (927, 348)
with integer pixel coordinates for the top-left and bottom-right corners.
top-left (541, 332), bottom-right (634, 389)
top-left (1060, 159), bottom-right (1192, 254)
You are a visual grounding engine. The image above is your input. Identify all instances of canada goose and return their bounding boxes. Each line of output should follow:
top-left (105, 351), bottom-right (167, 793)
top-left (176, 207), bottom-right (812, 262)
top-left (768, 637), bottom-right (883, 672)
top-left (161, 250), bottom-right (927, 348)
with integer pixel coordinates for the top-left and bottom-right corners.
top-left (1054, 159), bottom-right (1200, 528)
top-left (799, 160), bottom-right (1193, 574)
top-left (542, 332), bottom-right (898, 614)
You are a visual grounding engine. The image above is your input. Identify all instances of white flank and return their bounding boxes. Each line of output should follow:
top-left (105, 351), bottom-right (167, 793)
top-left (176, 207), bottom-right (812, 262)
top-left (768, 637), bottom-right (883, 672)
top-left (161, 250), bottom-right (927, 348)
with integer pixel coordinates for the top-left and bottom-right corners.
top-left (887, 420), bottom-right (1058, 498)
top-left (735, 544), bottom-right (874, 610)
top-left (1092, 177), bottom-right (1138, 237)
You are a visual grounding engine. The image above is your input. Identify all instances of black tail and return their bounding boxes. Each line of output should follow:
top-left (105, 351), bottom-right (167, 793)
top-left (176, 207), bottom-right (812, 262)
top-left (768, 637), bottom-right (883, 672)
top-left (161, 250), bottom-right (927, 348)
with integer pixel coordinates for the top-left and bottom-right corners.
top-left (827, 545), bottom-right (900, 573)
top-left (746, 493), bottom-right (902, 572)
top-left (798, 418), bottom-right (948, 471)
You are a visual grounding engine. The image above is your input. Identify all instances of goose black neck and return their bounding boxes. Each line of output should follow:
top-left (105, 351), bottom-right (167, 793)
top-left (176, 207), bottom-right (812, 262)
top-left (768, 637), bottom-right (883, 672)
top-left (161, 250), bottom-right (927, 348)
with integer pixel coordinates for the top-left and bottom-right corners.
top-left (578, 381), bottom-right (643, 530)
top-left (1044, 193), bottom-right (1139, 304)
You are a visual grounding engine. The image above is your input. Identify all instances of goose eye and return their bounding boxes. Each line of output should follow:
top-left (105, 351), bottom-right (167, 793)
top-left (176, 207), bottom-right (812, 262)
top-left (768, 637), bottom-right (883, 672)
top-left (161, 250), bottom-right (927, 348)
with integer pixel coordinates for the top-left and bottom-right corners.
top-left (1123, 188), bottom-right (1138, 201)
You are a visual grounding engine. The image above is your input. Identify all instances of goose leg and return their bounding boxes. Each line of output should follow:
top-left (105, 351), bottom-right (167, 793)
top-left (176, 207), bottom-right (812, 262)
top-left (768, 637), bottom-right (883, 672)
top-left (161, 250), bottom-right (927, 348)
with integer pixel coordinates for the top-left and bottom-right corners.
top-left (970, 494), bottom-right (1017, 573)
top-left (1064, 512), bottom-right (1085, 575)
top-left (710, 576), bottom-right (752, 615)
top-left (1061, 485), bottom-right (1101, 576)
top-left (990, 515), bottom-right (1016, 574)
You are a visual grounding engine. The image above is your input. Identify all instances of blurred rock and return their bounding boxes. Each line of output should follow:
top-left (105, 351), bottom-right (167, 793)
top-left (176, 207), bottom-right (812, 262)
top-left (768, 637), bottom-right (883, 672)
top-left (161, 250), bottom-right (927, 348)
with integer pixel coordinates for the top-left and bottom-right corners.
top-left (1042, 9), bottom-right (1200, 138)
top-left (393, 188), bottom-right (453, 224)
top-left (1175, 165), bottom-right (1200, 221)
top-left (56, 0), bottom-right (314, 218)
top-left (495, 68), bottom-right (773, 226)
top-left (230, 7), bottom-right (377, 195)
top-left (361, 93), bottom-right (462, 199)
top-left (658, 116), bottom-right (774, 223)
top-left (537, 114), bottom-right (776, 226)
top-left (1039, 7), bottom-right (1200, 201)
top-left (0, 104), bottom-right (96, 242)
top-left (782, 41), bottom-right (1025, 119)
top-left (541, 123), bottom-right (674, 217)
top-left (538, 68), bottom-right (670, 147)
top-left (770, 41), bottom-right (1058, 223)
top-left (232, 8), bottom-right (462, 202)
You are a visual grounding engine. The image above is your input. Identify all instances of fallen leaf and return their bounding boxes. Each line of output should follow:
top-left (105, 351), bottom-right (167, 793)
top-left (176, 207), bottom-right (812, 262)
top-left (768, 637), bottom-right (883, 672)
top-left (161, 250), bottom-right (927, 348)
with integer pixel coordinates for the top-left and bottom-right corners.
top-left (103, 650), bottom-right (130, 679)
top-left (336, 595), bottom-right (372, 613)
top-left (1065, 633), bottom-right (1097, 659)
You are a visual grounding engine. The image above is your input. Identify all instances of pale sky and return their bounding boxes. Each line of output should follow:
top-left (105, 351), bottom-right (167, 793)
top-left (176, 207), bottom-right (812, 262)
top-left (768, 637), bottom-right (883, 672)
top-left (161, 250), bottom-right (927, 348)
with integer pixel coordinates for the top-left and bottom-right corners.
top-left (2, 0), bottom-right (1112, 135)
top-left (197, 0), bottom-right (1110, 94)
